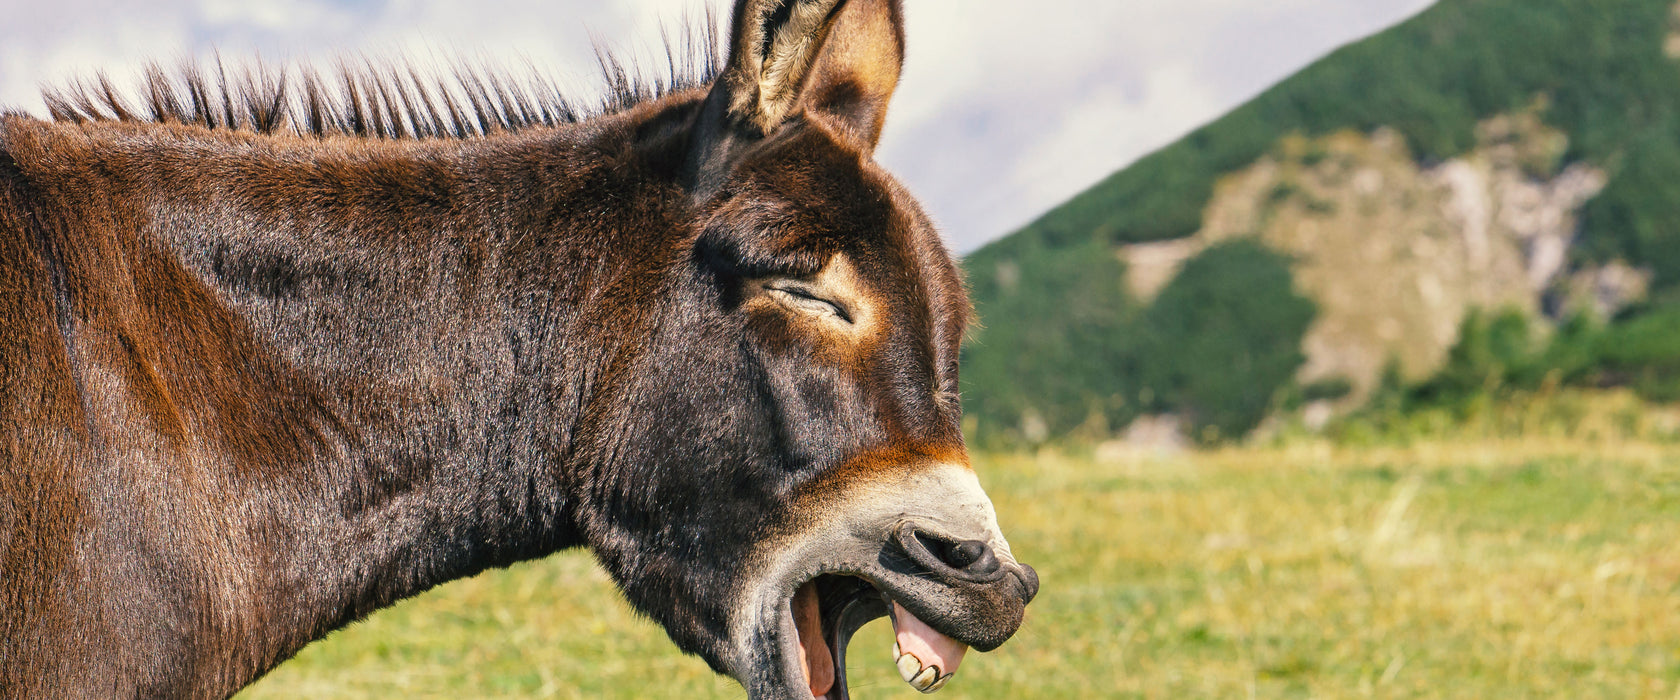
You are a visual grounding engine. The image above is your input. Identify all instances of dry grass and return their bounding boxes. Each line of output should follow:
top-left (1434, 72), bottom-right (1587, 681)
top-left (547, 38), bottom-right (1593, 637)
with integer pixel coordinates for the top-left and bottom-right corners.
top-left (241, 437), bottom-right (1680, 698)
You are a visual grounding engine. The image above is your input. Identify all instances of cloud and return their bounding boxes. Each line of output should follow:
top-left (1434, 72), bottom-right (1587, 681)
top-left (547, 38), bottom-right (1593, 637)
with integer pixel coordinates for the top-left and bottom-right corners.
top-left (0, 0), bottom-right (696, 116)
top-left (1, 1), bottom-right (195, 116)
top-left (0, 0), bottom-right (1437, 252)
top-left (875, 0), bottom-right (1438, 251)
top-left (1007, 63), bottom-right (1225, 218)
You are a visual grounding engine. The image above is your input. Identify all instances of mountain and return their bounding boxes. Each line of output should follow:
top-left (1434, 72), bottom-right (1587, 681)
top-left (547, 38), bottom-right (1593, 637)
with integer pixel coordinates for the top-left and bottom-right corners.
top-left (960, 0), bottom-right (1680, 446)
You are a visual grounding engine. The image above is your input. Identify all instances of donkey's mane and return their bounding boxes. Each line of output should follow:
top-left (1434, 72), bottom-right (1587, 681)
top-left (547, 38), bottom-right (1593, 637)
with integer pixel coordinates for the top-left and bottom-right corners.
top-left (39, 15), bottom-right (721, 140)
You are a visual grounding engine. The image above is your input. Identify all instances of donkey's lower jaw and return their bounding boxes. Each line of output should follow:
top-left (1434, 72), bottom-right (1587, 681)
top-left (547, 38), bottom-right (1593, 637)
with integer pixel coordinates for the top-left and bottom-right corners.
top-left (790, 575), bottom-right (965, 699)
top-left (889, 602), bottom-right (966, 693)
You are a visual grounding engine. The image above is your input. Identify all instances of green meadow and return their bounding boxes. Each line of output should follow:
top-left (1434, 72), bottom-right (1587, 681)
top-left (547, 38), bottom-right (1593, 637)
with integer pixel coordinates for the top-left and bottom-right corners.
top-left (242, 434), bottom-right (1680, 698)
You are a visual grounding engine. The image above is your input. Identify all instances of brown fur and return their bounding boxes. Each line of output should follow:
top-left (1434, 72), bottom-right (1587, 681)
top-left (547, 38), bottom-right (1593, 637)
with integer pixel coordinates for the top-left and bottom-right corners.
top-left (0, 2), bottom-right (1031, 698)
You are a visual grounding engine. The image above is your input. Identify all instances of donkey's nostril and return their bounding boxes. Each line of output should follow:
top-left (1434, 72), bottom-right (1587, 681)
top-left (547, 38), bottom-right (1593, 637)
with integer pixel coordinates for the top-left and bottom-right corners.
top-left (946, 540), bottom-right (987, 568)
top-left (895, 523), bottom-right (1008, 582)
top-left (941, 539), bottom-right (1000, 576)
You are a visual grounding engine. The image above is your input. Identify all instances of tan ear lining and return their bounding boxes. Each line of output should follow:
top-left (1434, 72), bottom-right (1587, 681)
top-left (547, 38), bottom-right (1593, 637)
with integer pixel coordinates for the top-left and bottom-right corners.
top-left (688, 0), bottom-right (905, 193)
top-left (721, 0), bottom-right (848, 136)
top-left (754, 1), bottom-right (847, 130)
top-left (714, 0), bottom-right (903, 142)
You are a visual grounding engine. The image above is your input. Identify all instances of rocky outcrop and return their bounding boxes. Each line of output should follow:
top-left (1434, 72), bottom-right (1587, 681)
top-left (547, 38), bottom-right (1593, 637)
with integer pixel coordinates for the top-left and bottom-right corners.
top-left (1667, 0), bottom-right (1680, 58)
top-left (1122, 108), bottom-right (1643, 410)
top-left (1119, 237), bottom-right (1203, 301)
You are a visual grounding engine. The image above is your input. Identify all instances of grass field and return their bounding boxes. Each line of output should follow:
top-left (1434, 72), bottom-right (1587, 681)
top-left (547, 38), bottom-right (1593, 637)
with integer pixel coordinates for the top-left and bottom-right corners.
top-left (240, 437), bottom-right (1680, 698)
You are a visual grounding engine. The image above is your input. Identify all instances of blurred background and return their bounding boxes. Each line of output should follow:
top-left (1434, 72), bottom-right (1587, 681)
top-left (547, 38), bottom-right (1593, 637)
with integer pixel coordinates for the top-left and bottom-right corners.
top-left (8, 0), bottom-right (1679, 696)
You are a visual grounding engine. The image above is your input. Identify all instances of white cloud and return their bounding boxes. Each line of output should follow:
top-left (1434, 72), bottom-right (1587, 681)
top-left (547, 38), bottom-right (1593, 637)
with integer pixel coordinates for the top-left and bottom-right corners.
top-left (0, 0), bottom-right (697, 116)
top-left (1, 2), bottom-right (194, 115)
top-left (0, 0), bottom-right (1437, 251)
top-left (876, 0), bottom-right (1437, 250)
top-left (194, 0), bottom-right (355, 34)
top-left (1007, 63), bottom-right (1224, 219)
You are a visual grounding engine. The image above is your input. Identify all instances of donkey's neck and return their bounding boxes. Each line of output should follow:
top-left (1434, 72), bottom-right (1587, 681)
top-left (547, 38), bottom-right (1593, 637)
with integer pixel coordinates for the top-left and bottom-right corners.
top-left (109, 117), bottom-right (685, 686)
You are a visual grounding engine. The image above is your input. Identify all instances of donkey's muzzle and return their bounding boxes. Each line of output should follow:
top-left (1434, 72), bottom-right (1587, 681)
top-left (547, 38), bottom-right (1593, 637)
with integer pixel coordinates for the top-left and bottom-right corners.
top-left (893, 522), bottom-right (1036, 602)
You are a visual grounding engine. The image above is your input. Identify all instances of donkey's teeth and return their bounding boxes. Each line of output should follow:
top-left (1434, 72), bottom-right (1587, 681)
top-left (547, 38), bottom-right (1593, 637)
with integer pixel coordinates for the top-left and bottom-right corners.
top-left (890, 601), bottom-right (967, 691)
top-left (894, 646), bottom-right (954, 693)
top-left (909, 666), bottom-right (940, 692)
top-left (895, 648), bottom-right (922, 682)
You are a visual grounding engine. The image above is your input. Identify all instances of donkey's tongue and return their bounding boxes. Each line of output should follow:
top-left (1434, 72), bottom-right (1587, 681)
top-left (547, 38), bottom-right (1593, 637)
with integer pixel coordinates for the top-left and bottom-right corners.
top-left (890, 602), bottom-right (967, 693)
top-left (792, 581), bottom-right (834, 697)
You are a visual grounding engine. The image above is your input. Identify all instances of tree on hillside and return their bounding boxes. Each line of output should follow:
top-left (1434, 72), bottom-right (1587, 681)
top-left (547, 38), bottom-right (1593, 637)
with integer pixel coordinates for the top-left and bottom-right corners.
top-left (1139, 240), bottom-right (1316, 442)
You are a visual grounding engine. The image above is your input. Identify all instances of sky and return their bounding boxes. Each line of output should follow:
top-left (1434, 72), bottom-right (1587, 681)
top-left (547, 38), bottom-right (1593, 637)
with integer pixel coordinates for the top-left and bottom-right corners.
top-left (0, 0), bottom-right (1436, 252)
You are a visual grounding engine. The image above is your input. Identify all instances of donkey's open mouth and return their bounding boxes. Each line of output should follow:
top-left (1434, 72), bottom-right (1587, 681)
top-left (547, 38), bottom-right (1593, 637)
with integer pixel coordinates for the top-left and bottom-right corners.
top-left (789, 574), bottom-right (971, 698)
top-left (766, 518), bottom-right (1040, 699)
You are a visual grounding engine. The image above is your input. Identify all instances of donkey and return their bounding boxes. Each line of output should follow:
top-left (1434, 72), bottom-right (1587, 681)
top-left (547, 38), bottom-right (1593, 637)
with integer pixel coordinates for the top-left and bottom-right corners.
top-left (0, 0), bottom-right (1038, 697)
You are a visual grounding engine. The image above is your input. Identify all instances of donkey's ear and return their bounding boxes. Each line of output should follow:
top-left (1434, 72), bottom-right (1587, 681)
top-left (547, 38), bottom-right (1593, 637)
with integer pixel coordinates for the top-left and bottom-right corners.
top-left (717, 0), bottom-right (848, 136)
top-left (801, 0), bottom-right (904, 149)
top-left (689, 0), bottom-right (904, 190)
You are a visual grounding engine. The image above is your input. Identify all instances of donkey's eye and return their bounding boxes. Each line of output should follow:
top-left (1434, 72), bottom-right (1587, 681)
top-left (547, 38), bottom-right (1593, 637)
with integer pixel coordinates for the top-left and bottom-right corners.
top-left (765, 282), bottom-right (854, 324)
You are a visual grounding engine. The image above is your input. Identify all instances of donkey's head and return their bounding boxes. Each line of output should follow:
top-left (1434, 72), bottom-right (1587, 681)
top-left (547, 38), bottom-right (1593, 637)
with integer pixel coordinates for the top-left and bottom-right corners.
top-left (573, 1), bottom-right (1037, 697)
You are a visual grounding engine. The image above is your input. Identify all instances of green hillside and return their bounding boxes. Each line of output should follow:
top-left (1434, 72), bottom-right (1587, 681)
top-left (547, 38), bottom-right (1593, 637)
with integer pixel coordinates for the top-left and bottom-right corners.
top-left (962, 0), bottom-right (1680, 446)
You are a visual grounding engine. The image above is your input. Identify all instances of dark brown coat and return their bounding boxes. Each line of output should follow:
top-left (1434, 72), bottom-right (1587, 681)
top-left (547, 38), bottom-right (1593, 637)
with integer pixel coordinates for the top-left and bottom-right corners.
top-left (0, 1), bottom-right (1036, 697)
